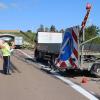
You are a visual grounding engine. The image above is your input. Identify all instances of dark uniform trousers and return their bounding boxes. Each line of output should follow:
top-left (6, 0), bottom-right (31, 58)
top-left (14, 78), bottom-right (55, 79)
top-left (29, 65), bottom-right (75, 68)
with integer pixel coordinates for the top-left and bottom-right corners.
top-left (3, 56), bottom-right (10, 74)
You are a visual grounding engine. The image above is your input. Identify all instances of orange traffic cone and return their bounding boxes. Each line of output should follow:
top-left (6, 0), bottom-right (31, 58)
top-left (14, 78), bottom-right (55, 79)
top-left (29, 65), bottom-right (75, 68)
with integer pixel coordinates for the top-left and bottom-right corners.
top-left (81, 77), bottom-right (88, 83)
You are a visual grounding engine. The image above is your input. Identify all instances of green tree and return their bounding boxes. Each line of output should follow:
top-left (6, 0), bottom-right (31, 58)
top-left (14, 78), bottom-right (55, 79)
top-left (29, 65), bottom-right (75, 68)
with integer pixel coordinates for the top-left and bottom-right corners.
top-left (85, 25), bottom-right (100, 40)
top-left (59, 29), bottom-right (65, 33)
top-left (27, 30), bottom-right (32, 33)
top-left (37, 24), bottom-right (44, 32)
top-left (20, 31), bottom-right (35, 43)
top-left (50, 25), bottom-right (56, 32)
top-left (85, 25), bottom-right (100, 44)
top-left (45, 27), bottom-right (49, 32)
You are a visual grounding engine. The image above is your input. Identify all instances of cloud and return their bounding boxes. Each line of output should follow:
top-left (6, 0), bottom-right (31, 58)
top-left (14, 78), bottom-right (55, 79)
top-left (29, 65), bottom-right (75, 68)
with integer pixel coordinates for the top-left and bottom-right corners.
top-left (0, 2), bottom-right (18, 10)
top-left (0, 2), bottom-right (8, 9)
top-left (10, 3), bottom-right (18, 8)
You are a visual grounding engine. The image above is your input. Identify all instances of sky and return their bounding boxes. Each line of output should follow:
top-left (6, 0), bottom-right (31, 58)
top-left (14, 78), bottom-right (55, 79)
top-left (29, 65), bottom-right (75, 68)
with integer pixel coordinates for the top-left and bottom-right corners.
top-left (0, 0), bottom-right (100, 32)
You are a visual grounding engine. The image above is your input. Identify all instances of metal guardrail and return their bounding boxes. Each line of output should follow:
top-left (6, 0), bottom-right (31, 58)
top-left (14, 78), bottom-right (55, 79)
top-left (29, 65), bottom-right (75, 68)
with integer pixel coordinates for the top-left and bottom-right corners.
top-left (79, 52), bottom-right (100, 55)
top-left (80, 35), bottom-right (100, 46)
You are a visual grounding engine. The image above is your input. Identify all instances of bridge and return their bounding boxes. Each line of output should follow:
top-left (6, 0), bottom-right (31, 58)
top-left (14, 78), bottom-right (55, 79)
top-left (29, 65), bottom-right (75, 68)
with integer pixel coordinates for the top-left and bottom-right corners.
top-left (0, 34), bottom-right (15, 41)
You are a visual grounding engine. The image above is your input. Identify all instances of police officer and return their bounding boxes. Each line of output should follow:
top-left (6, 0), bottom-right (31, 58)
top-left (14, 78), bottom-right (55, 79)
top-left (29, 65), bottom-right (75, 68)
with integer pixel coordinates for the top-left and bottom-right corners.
top-left (0, 40), bottom-right (11, 75)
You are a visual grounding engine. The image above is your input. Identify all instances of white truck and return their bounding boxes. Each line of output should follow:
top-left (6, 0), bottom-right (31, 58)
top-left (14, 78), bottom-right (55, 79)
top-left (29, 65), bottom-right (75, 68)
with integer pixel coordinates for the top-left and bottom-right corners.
top-left (34, 32), bottom-right (63, 63)
top-left (14, 36), bottom-right (23, 48)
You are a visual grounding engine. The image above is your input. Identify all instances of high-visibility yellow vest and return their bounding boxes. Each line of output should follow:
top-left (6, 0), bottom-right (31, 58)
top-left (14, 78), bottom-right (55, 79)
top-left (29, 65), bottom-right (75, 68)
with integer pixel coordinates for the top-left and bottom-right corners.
top-left (1, 43), bottom-right (10, 56)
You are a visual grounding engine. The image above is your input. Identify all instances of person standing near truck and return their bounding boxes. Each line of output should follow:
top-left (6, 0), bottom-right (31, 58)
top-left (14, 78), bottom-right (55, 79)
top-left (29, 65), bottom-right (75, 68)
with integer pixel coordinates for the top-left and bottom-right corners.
top-left (0, 40), bottom-right (12, 75)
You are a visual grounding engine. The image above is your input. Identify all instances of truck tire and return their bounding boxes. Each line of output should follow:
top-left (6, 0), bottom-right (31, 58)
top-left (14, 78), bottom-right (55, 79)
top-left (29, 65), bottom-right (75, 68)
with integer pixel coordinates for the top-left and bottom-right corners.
top-left (90, 63), bottom-right (100, 78)
top-left (52, 55), bottom-right (58, 66)
top-left (34, 50), bottom-right (40, 61)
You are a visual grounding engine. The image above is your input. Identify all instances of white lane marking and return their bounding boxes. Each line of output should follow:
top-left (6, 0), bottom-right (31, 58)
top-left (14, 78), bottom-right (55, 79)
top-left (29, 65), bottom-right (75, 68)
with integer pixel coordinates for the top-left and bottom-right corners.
top-left (54, 74), bottom-right (98, 100)
top-left (17, 49), bottom-right (99, 100)
top-left (17, 49), bottom-right (33, 59)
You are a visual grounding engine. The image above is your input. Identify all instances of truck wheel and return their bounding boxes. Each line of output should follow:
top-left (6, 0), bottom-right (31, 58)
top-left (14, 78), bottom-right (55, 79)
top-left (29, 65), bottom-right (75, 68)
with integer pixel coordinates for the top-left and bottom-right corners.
top-left (93, 68), bottom-right (100, 78)
top-left (34, 50), bottom-right (40, 61)
top-left (35, 55), bottom-right (39, 61)
top-left (52, 56), bottom-right (57, 66)
top-left (51, 56), bottom-right (60, 70)
top-left (90, 63), bottom-right (100, 78)
top-left (96, 68), bottom-right (100, 77)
